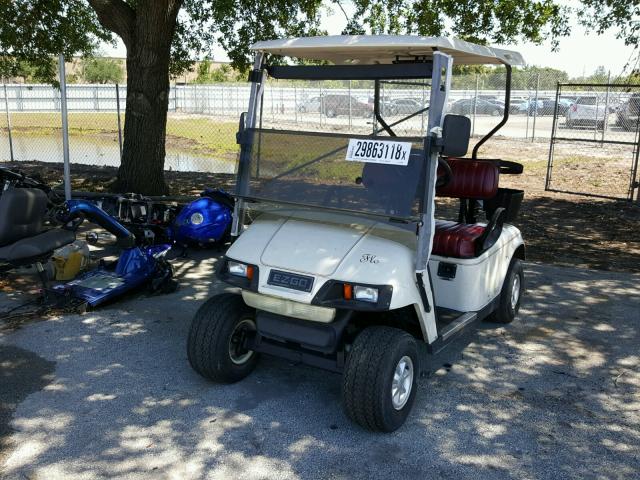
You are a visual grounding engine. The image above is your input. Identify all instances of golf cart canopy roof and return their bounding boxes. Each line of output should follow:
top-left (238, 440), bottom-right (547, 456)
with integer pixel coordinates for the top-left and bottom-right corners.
top-left (251, 35), bottom-right (524, 66)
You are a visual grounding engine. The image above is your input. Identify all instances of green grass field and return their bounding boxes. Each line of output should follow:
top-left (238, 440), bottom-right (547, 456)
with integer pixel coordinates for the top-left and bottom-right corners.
top-left (2, 112), bottom-right (239, 157)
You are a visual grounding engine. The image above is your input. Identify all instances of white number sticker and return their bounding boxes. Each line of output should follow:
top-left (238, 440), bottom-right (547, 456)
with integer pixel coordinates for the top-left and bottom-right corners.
top-left (345, 139), bottom-right (412, 166)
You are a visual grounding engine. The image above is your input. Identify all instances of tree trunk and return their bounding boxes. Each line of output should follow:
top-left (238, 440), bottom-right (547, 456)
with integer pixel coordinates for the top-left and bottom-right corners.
top-left (112, 45), bottom-right (171, 195)
top-left (88, 0), bottom-right (182, 196)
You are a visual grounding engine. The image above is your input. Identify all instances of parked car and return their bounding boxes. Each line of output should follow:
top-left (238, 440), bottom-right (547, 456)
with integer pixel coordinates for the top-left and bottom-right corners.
top-left (565, 96), bottom-right (608, 129)
top-left (449, 98), bottom-right (504, 116)
top-left (615, 93), bottom-right (640, 131)
top-left (298, 95), bottom-right (372, 117)
top-left (298, 96), bottom-right (322, 113)
top-left (509, 99), bottom-right (528, 114)
top-left (527, 98), bottom-right (571, 116)
top-left (388, 98), bottom-right (425, 115)
top-left (324, 94), bottom-right (372, 117)
top-left (515, 99), bottom-right (542, 115)
top-left (560, 95), bottom-right (578, 104)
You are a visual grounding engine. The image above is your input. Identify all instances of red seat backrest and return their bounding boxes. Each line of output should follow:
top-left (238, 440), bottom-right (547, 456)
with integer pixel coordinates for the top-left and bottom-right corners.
top-left (436, 158), bottom-right (499, 199)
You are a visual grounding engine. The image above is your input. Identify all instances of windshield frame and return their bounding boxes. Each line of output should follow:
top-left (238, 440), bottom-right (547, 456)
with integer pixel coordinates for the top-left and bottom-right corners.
top-left (233, 50), bottom-right (454, 273)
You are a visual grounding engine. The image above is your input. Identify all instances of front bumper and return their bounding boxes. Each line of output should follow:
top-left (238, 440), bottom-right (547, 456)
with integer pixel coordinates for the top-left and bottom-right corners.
top-left (242, 290), bottom-right (336, 323)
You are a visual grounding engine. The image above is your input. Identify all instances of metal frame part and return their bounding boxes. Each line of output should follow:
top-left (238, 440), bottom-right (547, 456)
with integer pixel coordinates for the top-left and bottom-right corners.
top-left (232, 52), bottom-right (266, 236)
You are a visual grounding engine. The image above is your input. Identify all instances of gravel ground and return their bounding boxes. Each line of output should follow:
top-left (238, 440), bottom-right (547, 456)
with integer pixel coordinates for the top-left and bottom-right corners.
top-left (0, 254), bottom-right (639, 480)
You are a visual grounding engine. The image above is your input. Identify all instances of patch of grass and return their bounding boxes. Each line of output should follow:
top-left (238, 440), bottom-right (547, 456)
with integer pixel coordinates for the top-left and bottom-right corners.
top-left (2, 112), bottom-right (240, 157)
top-left (6, 112), bottom-right (119, 136)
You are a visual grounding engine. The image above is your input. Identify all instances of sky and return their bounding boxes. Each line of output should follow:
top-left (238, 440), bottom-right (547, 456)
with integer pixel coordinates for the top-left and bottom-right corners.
top-left (102, 2), bottom-right (636, 79)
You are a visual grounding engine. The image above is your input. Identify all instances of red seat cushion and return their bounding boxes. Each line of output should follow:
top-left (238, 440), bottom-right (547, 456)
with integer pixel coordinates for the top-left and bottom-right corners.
top-left (432, 220), bottom-right (485, 258)
top-left (436, 158), bottom-right (499, 199)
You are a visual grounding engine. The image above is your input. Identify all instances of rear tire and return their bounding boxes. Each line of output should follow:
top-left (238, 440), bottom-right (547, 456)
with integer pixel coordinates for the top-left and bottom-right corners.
top-left (487, 258), bottom-right (524, 324)
top-left (187, 293), bottom-right (259, 383)
top-left (342, 326), bottom-right (419, 432)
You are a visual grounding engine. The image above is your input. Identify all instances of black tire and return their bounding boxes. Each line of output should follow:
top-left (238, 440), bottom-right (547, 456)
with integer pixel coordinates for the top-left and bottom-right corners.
top-left (299, 106), bottom-right (306, 113)
top-left (342, 326), bottom-right (419, 432)
top-left (491, 109), bottom-right (501, 116)
top-left (326, 109), bottom-right (336, 118)
top-left (187, 293), bottom-right (259, 383)
top-left (487, 258), bottom-right (524, 324)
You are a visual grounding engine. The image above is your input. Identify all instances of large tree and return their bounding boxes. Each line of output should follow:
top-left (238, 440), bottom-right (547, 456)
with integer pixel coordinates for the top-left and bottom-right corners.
top-left (0, 0), bottom-right (632, 194)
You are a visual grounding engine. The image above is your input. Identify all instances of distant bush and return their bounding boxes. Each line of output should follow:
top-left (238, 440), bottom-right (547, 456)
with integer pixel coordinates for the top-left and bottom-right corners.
top-left (83, 57), bottom-right (124, 84)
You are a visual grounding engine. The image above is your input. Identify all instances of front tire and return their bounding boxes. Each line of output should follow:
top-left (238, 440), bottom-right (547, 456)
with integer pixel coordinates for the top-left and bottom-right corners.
top-left (342, 326), bottom-right (419, 432)
top-left (187, 293), bottom-right (259, 383)
top-left (487, 258), bottom-right (524, 324)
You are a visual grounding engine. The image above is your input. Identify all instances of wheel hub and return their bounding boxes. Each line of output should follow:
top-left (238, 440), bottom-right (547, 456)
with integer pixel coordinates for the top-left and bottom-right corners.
top-left (229, 318), bottom-right (256, 365)
top-left (511, 275), bottom-right (521, 310)
top-left (391, 355), bottom-right (414, 410)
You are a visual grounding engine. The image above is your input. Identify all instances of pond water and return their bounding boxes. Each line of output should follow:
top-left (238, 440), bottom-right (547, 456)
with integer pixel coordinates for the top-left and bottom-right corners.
top-left (0, 134), bottom-right (236, 174)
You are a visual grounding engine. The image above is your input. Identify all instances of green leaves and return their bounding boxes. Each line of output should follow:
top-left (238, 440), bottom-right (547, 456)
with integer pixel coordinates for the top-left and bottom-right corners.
top-left (578, 0), bottom-right (640, 48)
top-left (0, 0), bottom-right (112, 83)
top-left (83, 57), bottom-right (124, 84)
top-left (1, 0), bottom-right (636, 84)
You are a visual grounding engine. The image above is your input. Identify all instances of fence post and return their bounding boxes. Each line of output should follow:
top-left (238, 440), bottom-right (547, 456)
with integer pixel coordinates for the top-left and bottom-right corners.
top-left (525, 89), bottom-right (531, 140)
top-left (294, 85), bottom-right (298, 124)
top-left (531, 73), bottom-right (540, 142)
top-left (601, 71), bottom-right (611, 143)
top-left (319, 84), bottom-right (323, 127)
top-left (115, 83), bottom-right (123, 161)
top-left (421, 80), bottom-right (425, 133)
top-left (348, 80), bottom-right (352, 130)
top-left (3, 83), bottom-right (14, 162)
top-left (58, 54), bottom-right (72, 200)
top-left (472, 75), bottom-right (479, 137)
top-left (221, 84), bottom-right (225, 116)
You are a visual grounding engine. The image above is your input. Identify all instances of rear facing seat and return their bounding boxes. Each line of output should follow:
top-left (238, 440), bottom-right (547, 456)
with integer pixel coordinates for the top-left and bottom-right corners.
top-left (432, 159), bottom-right (500, 258)
top-left (361, 154), bottom-right (503, 258)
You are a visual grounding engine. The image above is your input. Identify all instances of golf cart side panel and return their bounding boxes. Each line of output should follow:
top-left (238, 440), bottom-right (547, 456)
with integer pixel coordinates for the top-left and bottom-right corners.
top-left (428, 225), bottom-right (524, 312)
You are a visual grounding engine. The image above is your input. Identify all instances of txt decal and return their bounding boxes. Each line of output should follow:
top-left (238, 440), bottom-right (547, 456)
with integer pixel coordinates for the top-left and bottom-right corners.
top-left (360, 254), bottom-right (380, 264)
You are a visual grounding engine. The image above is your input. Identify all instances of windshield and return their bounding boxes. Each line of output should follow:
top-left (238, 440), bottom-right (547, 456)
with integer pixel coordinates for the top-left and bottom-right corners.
top-left (235, 128), bottom-right (426, 221)
top-left (578, 97), bottom-right (598, 105)
top-left (234, 75), bottom-right (434, 222)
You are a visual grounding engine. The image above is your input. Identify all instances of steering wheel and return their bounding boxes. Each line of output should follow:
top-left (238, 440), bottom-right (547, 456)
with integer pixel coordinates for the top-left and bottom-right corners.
top-left (496, 160), bottom-right (523, 175)
top-left (436, 157), bottom-right (453, 188)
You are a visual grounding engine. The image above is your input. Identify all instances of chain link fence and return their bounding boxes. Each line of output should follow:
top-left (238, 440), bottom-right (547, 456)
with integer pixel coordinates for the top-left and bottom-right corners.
top-left (545, 83), bottom-right (640, 201)
top-left (1, 64), bottom-right (638, 198)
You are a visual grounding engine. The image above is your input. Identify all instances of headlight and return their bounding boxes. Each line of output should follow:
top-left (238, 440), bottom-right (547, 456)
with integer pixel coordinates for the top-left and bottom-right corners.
top-left (354, 285), bottom-right (379, 303)
top-left (228, 261), bottom-right (254, 280)
top-left (190, 212), bottom-right (204, 225)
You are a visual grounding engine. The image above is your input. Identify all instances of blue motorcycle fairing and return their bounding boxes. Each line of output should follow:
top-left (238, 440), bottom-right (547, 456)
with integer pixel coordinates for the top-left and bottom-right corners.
top-left (170, 196), bottom-right (232, 244)
top-left (64, 199), bottom-right (134, 240)
top-left (52, 244), bottom-right (172, 307)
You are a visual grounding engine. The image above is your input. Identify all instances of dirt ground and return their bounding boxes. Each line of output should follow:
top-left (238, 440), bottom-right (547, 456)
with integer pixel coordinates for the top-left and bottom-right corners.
top-left (2, 143), bottom-right (639, 273)
top-left (1, 259), bottom-right (639, 480)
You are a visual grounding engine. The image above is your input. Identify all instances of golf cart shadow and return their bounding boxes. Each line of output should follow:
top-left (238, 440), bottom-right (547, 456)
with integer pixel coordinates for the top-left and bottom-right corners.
top-left (2, 259), bottom-right (637, 479)
top-left (196, 262), bottom-right (638, 479)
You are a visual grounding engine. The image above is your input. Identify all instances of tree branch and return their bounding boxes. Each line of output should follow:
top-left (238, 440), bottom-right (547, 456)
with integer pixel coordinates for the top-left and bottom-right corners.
top-left (87, 0), bottom-right (136, 47)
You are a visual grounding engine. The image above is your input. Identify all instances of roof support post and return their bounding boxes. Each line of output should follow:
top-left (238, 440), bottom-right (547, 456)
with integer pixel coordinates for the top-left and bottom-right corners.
top-left (414, 51), bottom-right (452, 344)
top-left (232, 52), bottom-right (265, 237)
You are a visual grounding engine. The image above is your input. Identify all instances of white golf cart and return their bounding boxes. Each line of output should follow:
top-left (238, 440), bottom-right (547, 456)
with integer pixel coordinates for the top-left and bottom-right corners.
top-left (187, 36), bottom-right (527, 432)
